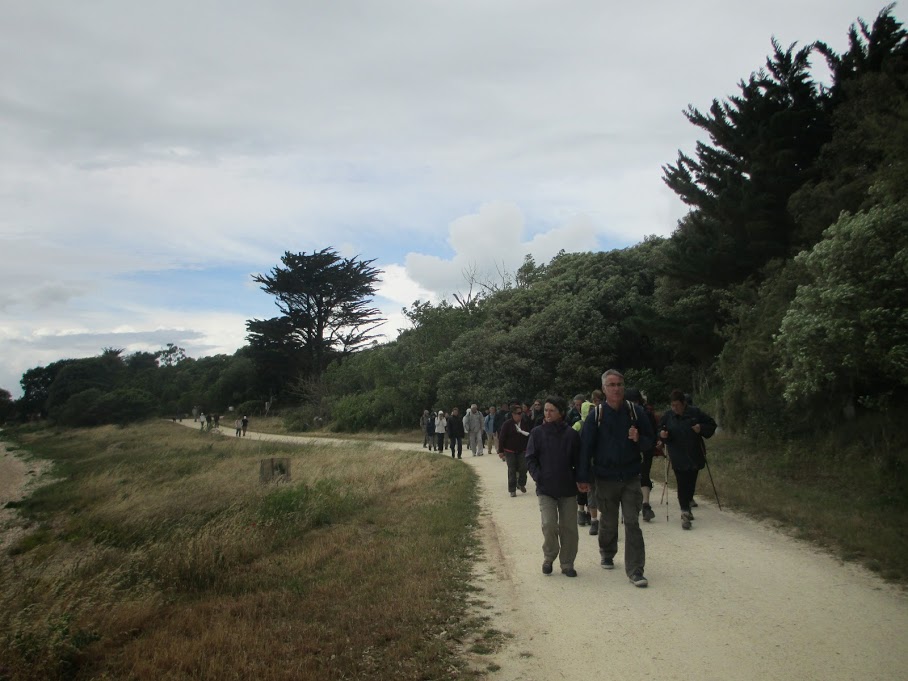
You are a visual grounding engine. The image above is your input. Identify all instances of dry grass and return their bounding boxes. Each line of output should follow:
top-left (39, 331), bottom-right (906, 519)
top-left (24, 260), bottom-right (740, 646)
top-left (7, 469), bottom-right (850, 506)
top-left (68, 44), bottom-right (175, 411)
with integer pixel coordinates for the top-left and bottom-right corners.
top-left (0, 422), bottom-right (481, 680)
top-left (652, 431), bottom-right (908, 582)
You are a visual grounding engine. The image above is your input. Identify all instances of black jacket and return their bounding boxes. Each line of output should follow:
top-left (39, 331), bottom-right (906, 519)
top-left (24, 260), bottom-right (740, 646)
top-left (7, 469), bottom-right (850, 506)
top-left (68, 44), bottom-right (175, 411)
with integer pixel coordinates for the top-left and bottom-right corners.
top-left (526, 420), bottom-right (580, 498)
top-left (447, 414), bottom-right (465, 438)
top-left (578, 400), bottom-right (655, 482)
top-left (658, 406), bottom-right (717, 471)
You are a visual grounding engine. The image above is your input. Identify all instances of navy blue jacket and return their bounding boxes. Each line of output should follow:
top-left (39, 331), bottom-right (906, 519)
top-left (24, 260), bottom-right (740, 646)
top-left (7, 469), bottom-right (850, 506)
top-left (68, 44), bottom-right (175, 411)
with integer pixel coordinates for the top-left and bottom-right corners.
top-left (578, 400), bottom-right (655, 482)
top-left (525, 420), bottom-right (580, 499)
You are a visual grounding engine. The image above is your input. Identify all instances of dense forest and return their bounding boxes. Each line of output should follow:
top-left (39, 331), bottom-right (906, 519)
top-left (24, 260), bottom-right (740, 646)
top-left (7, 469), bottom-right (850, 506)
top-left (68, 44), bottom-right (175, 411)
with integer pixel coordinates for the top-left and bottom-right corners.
top-left (2, 8), bottom-right (906, 444)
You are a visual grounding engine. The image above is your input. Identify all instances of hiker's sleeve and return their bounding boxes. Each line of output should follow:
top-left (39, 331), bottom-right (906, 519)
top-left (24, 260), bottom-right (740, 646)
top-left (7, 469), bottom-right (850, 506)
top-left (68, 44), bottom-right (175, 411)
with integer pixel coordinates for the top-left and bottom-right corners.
top-left (525, 431), bottom-right (540, 482)
top-left (699, 410), bottom-right (718, 439)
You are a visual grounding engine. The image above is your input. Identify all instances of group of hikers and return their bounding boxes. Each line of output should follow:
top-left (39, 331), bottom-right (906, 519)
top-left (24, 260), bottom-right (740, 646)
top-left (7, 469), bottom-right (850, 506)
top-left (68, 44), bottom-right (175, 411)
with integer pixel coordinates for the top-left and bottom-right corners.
top-left (419, 369), bottom-right (717, 587)
top-left (196, 411), bottom-right (249, 436)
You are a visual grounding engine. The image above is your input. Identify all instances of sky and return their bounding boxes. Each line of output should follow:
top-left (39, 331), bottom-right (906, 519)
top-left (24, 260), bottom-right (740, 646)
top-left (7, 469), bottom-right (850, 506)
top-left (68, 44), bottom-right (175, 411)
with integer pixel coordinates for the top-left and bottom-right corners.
top-left (0, 1), bottom-right (897, 398)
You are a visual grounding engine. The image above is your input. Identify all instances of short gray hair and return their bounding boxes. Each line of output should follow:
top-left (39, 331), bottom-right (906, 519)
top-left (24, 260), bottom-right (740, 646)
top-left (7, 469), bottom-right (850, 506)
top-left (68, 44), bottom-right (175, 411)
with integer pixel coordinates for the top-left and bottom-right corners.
top-left (602, 369), bottom-right (624, 382)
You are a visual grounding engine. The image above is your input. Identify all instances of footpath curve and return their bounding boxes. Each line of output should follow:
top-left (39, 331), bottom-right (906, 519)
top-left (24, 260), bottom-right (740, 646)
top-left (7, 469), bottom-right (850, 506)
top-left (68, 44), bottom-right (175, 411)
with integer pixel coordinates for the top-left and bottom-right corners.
top-left (180, 422), bottom-right (907, 679)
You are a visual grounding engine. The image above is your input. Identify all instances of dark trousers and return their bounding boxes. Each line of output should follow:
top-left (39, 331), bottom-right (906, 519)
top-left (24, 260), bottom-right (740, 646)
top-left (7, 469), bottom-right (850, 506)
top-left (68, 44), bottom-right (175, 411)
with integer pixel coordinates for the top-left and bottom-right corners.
top-left (505, 451), bottom-right (528, 492)
top-left (436, 433), bottom-right (445, 451)
top-left (449, 436), bottom-right (462, 458)
top-left (675, 468), bottom-right (698, 512)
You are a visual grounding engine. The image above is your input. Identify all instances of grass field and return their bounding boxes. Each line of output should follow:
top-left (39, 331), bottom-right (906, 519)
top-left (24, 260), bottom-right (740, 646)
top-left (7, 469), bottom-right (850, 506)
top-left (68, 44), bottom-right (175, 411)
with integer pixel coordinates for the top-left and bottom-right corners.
top-left (0, 422), bottom-right (486, 681)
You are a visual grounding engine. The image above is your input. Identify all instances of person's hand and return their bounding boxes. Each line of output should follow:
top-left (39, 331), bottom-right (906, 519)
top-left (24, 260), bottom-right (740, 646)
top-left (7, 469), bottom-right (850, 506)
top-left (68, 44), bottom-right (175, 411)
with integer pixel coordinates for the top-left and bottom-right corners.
top-left (628, 425), bottom-right (639, 442)
top-left (577, 482), bottom-right (590, 493)
top-left (692, 423), bottom-right (701, 434)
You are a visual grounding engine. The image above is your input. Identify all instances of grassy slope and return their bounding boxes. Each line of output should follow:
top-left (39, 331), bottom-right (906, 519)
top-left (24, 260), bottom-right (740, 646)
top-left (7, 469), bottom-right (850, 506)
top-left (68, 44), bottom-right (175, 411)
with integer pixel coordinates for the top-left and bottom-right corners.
top-left (0, 422), bottom-right (482, 681)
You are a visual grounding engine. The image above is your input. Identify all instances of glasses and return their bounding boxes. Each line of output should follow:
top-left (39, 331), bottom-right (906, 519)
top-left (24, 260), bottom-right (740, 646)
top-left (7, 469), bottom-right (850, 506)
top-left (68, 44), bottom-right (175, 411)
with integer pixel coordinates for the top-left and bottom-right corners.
top-left (605, 382), bottom-right (624, 388)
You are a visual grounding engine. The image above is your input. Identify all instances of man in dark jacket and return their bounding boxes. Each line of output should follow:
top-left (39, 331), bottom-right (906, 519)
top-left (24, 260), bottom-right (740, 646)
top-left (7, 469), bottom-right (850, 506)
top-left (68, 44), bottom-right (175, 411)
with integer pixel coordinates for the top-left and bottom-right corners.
top-left (447, 407), bottom-right (465, 459)
top-left (498, 403), bottom-right (530, 496)
top-left (526, 396), bottom-right (582, 577)
top-left (578, 369), bottom-right (655, 588)
top-left (658, 389), bottom-right (717, 530)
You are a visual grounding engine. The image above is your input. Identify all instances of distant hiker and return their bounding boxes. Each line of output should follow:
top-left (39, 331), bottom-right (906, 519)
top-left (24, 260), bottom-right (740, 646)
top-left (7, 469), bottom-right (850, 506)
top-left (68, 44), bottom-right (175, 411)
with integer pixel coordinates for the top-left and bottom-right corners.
top-left (434, 410), bottom-right (447, 452)
top-left (420, 409), bottom-right (431, 448)
top-left (447, 407), bottom-right (465, 459)
top-left (241, 415), bottom-right (249, 436)
top-left (498, 403), bottom-right (529, 497)
top-left (526, 396), bottom-right (582, 577)
top-left (626, 388), bottom-right (661, 523)
top-left (235, 418), bottom-right (242, 437)
top-left (658, 389), bottom-right (717, 531)
top-left (213, 413), bottom-right (220, 429)
top-left (465, 404), bottom-right (484, 456)
top-left (578, 369), bottom-right (655, 588)
top-left (426, 411), bottom-right (437, 451)
top-left (199, 412), bottom-right (206, 431)
top-left (483, 406), bottom-right (498, 455)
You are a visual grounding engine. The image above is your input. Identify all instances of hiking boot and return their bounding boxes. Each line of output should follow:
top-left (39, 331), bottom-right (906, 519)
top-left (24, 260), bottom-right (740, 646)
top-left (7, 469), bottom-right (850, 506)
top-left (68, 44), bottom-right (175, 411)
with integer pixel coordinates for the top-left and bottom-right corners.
top-left (681, 512), bottom-right (692, 530)
top-left (629, 570), bottom-right (648, 587)
top-left (519, 485), bottom-right (526, 493)
top-left (584, 511), bottom-right (592, 525)
top-left (542, 561), bottom-right (553, 575)
top-left (600, 555), bottom-right (615, 569)
top-left (577, 511), bottom-right (588, 526)
top-left (510, 491), bottom-right (516, 497)
top-left (642, 503), bottom-right (655, 522)
top-left (690, 499), bottom-right (698, 508)
top-left (588, 519), bottom-right (599, 535)
top-left (561, 567), bottom-right (577, 577)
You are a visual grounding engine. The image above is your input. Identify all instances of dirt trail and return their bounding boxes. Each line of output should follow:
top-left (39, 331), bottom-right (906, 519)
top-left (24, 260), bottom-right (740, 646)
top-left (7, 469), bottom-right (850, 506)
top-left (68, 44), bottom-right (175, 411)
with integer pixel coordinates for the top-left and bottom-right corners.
top-left (6, 423), bottom-right (907, 679)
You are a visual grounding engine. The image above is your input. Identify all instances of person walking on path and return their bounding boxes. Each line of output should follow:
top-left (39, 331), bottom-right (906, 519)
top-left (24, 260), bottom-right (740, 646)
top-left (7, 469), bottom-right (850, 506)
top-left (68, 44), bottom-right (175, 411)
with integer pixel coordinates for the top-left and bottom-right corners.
top-left (526, 396), bottom-right (583, 577)
top-left (234, 417), bottom-right (242, 437)
top-left (578, 369), bottom-right (655, 588)
top-left (241, 415), bottom-right (249, 436)
top-left (447, 407), bottom-right (465, 459)
top-left (434, 410), bottom-right (447, 452)
top-left (426, 411), bottom-right (437, 451)
top-left (498, 403), bottom-right (530, 497)
top-left (199, 412), bottom-right (206, 431)
top-left (484, 406), bottom-right (498, 455)
top-left (420, 409), bottom-right (430, 448)
top-left (658, 389), bottom-right (717, 530)
top-left (465, 404), bottom-right (484, 456)
top-left (626, 388), bottom-right (662, 523)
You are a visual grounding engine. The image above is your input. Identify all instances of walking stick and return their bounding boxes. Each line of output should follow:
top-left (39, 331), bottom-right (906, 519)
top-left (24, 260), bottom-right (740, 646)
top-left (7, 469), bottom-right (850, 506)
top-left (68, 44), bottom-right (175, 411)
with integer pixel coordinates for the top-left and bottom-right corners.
top-left (660, 453), bottom-right (672, 521)
top-left (703, 457), bottom-right (722, 511)
top-left (699, 439), bottom-right (722, 511)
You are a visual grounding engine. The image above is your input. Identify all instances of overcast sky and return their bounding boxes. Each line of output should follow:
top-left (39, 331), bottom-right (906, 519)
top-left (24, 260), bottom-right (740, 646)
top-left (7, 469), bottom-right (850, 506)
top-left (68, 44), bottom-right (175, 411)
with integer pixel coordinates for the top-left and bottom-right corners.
top-left (0, 1), bottom-right (896, 397)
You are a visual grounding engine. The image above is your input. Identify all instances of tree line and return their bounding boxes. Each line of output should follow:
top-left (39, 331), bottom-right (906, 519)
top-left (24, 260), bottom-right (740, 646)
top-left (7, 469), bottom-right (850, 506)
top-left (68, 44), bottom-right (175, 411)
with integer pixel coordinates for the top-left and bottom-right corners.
top-left (2, 7), bottom-right (905, 442)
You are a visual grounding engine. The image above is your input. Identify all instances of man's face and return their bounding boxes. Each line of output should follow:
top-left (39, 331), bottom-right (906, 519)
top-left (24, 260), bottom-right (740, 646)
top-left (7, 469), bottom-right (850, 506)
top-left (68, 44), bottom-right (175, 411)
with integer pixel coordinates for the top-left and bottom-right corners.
top-left (602, 375), bottom-right (625, 402)
top-left (471, 405), bottom-right (478, 413)
top-left (671, 400), bottom-right (685, 416)
top-left (512, 408), bottom-right (522, 422)
top-left (543, 403), bottom-right (562, 423)
top-left (452, 408), bottom-right (459, 416)
top-left (490, 407), bottom-right (496, 414)
top-left (533, 401), bottom-right (542, 412)
top-left (573, 399), bottom-right (583, 410)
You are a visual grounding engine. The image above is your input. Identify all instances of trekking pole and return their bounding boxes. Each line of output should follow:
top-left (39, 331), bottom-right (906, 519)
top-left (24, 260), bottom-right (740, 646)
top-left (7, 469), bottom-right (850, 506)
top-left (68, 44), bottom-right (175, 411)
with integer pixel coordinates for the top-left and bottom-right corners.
top-left (703, 457), bottom-right (722, 511)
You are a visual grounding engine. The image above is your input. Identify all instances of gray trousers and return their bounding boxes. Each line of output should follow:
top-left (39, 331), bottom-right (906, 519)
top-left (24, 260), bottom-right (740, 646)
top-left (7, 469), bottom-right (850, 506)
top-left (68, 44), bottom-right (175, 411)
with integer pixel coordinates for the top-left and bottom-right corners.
top-left (594, 477), bottom-right (645, 577)
top-left (505, 451), bottom-right (528, 493)
top-left (469, 430), bottom-right (483, 454)
top-left (538, 494), bottom-right (579, 569)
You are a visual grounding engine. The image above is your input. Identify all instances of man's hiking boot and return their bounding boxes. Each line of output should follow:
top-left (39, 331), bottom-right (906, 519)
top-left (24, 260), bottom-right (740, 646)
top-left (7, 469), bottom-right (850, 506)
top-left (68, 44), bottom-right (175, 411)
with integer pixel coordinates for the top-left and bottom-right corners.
top-left (542, 561), bottom-right (553, 575)
top-left (510, 491), bottom-right (516, 497)
top-left (577, 510), bottom-right (588, 526)
top-left (519, 485), bottom-right (527, 493)
top-left (681, 511), bottom-right (692, 530)
top-left (588, 519), bottom-right (599, 535)
top-left (629, 570), bottom-right (648, 587)
top-left (600, 555), bottom-right (615, 569)
top-left (561, 567), bottom-right (577, 577)
top-left (641, 504), bottom-right (655, 522)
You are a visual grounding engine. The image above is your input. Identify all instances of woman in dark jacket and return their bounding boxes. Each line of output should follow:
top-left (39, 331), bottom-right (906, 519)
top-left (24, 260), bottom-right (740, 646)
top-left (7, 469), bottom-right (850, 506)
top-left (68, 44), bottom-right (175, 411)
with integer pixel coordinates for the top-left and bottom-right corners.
top-left (525, 396), bottom-right (582, 577)
top-left (658, 389), bottom-right (717, 530)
